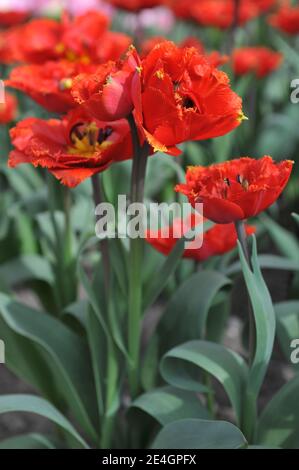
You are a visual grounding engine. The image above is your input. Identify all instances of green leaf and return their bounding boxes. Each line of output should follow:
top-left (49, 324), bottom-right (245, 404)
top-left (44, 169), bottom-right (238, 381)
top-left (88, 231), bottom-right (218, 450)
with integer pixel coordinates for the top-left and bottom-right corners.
top-left (261, 215), bottom-right (299, 263)
top-left (161, 340), bottom-right (247, 424)
top-left (237, 238), bottom-right (276, 397)
top-left (292, 213), bottom-right (299, 227)
top-left (131, 386), bottom-right (210, 426)
top-left (0, 293), bottom-right (98, 442)
top-left (63, 300), bottom-right (88, 328)
top-left (0, 255), bottom-right (54, 288)
top-left (152, 419), bottom-right (247, 449)
top-left (0, 395), bottom-right (88, 448)
top-left (275, 301), bottom-right (299, 371)
top-left (257, 376), bottom-right (299, 449)
top-left (156, 271), bottom-right (231, 353)
top-left (143, 237), bottom-right (186, 309)
top-left (0, 433), bottom-right (57, 449)
top-left (225, 254), bottom-right (299, 276)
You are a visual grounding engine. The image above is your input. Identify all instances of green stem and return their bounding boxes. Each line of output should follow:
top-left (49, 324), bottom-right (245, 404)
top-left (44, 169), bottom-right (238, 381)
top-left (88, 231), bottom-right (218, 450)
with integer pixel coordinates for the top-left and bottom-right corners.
top-left (62, 187), bottom-right (75, 305)
top-left (91, 174), bottom-right (111, 296)
top-left (47, 175), bottom-right (65, 312)
top-left (235, 220), bottom-right (256, 367)
top-left (226, 0), bottom-right (240, 53)
top-left (127, 114), bottom-right (149, 399)
top-left (91, 174), bottom-right (118, 448)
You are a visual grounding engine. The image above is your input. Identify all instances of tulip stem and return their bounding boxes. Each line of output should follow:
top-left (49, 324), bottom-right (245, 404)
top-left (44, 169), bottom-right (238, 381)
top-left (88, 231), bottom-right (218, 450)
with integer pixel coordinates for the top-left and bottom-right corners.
top-left (226, 0), bottom-right (240, 53)
top-left (92, 174), bottom-right (118, 448)
top-left (235, 220), bottom-right (256, 366)
top-left (127, 113), bottom-right (149, 398)
top-left (91, 174), bottom-right (111, 295)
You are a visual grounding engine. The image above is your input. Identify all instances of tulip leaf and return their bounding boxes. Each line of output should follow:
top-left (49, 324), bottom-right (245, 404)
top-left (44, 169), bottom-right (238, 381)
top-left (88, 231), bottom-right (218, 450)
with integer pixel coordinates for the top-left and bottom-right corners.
top-left (156, 270), bottom-right (231, 353)
top-left (0, 395), bottom-right (88, 449)
top-left (261, 214), bottom-right (299, 263)
top-left (151, 419), bottom-right (247, 449)
top-left (0, 433), bottom-right (57, 449)
top-left (160, 340), bottom-right (247, 424)
top-left (0, 293), bottom-right (98, 442)
top-left (237, 238), bottom-right (276, 397)
top-left (0, 255), bottom-right (54, 288)
top-left (63, 299), bottom-right (88, 328)
top-left (257, 375), bottom-right (299, 449)
top-left (225, 254), bottom-right (299, 276)
top-left (131, 386), bottom-right (210, 426)
top-left (292, 213), bottom-right (299, 227)
top-left (143, 237), bottom-right (186, 309)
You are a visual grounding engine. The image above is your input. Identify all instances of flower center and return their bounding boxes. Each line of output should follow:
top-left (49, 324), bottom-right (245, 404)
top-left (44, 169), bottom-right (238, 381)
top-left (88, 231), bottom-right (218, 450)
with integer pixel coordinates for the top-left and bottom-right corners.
top-left (68, 122), bottom-right (113, 157)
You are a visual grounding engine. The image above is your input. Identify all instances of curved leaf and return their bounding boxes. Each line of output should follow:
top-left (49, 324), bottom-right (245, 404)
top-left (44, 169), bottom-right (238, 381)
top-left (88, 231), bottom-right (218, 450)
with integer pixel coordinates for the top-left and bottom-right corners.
top-left (160, 340), bottom-right (247, 424)
top-left (0, 395), bottom-right (88, 448)
top-left (156, 271), bottom-right (231, 353)
top-left (131, 386), bottom-right (210, 426)
top-left (0, 293), bottom-right (98, 442)
top-left (0, 433), bottom-right (57, 449)
top-left (0, 255), bottom-right (54, 288)
top-left (225, 255), bottom-right (299, 276)
top-left (257, 376), bottom-right (299, 449)
top-left (152, 419), bottom-right (247, 449)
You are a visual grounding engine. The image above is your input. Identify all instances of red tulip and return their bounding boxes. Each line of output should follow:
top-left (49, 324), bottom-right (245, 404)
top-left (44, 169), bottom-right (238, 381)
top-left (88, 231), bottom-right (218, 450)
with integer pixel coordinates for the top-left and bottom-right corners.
top-left (232, 47), bottom-right (282, 78)
top-left (269, 4), bottom-right (299, 35)
top-left (176, 156), bottom-right (294, 224)
top-left (136, 41), bottom-right (243, 155)
top-left (8, 107), bottom-right (133, 187)
top-left (146, 213), bottom-right (256, 261)
top-left (106, 0), bottom-right (164, 11)
top-left (6, 61), bottom-right (96, 114)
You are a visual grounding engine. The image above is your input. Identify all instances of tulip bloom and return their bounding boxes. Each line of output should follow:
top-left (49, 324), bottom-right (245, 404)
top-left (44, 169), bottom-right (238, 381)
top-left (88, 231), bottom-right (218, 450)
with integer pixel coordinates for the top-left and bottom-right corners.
top-left (146, 213), bottom-right (256, 261)
top-left (269, 4), bottom-right (299, 35)
top-left (72, 47), bottom-right (141, 122)
top-left (191, 0), bottom-right (276, 29)
top-left (136, 41), bottom-right (243, 154)
top-left (232, 47), bottom-right (282, 78)
top-left (176, 157), bottom-right (294, 224)
top-left (2, 11), bottom-right (131, 65)
top-left (0, 92), bottom-right (17, 123)
top-left (140, 36), bottom-right (228, 67)
top-left (73, 42), bottom-right (243, 154)
top-left (0, 11), bottom-right (28, 27)
top-left (8, 108), bottom-right (133, 187)
top-left (106, 0), bottom-right (164, 11)
top-left (6, 61), bottom-right (96, 113)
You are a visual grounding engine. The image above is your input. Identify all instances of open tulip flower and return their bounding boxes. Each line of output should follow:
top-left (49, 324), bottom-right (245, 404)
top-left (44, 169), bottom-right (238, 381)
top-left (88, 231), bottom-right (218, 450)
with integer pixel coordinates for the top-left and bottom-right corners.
top-left (136, 41), bottom-right (243, 154)
top-left (6, 60), bottom-right (97, 113)
top-left (191, 0), bottom-right (276, 29)
top-left (176, 156), bottom-right (293, 224)
top-left (269, 3), bottom-right (299, 35)
top-left (74, 42), bottom-right (244, 155)
top-left (8, 107), bottom-right (133, 187)
top-left (1, 11), bottom-right (131, 65)
top-left (232, 47), bottom-right (283, 78)
top-left (146, 213), bottom-right (256, 261)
